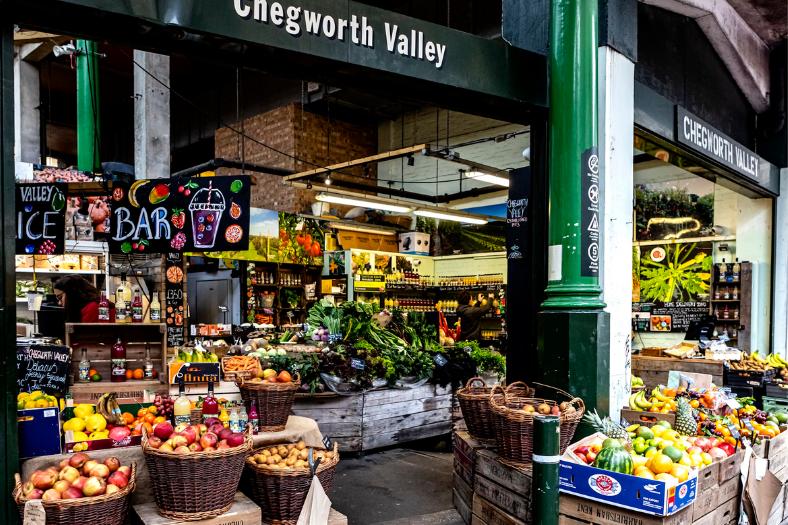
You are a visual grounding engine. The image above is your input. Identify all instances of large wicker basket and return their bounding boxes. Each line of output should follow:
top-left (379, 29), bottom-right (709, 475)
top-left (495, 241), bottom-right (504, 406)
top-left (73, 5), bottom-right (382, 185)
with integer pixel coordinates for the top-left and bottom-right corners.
top-left (457, 379), bottom-right (534, 443)
top-left (13, 464), bottom-right (137, 525)
top-left (238, 375), bottom-right (301, 432)
top-left (142, 429), bottom-right (253, 521)
top-left (489, 382), bottom-right (585, 465)
top-left (244, 442), bottom-right (340, 525)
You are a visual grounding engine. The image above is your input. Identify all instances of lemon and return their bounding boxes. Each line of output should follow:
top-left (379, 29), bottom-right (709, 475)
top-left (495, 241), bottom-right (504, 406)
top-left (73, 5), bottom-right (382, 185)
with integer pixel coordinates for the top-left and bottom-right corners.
top-left (29, 391), bottom-right (43, 401)
top-left (72, 431), bottom-right (89, 442)
top-left (89, 430), bottom-right (108, 440)
top-left (74, 404), bottom-right (95, 419)
top-left (85, 413), bottom-right (107, 433)
top-left (64, 417), bottom-right (86, 432)
top-left (35, 399), bottom-right (48, 408)
top-left (651, 425), bottom-right (666, 438)
top-left (17, 392), bottom-right (29, 400)
top-left (24, 400), bottom-right (36, 409)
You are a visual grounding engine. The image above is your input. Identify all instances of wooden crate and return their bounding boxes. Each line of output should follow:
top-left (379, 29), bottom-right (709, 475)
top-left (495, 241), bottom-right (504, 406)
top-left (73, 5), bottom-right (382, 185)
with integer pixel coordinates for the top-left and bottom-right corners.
top-left (475, 450), bottom-right (532, 496)
top-left (292, 392), bottom-right (363, 452)
top-left (631, 355), bottom-right (723, 388)
top-left (473, 462), bottom-right (530, 523)
top-left (454, 430), bottom-right (487, 486)
top-left (620, 408), bottom-right (676, 428)
top-left (133, 492), bottom-right (261, 525)
top-left (472, 493), bottom-right (526, 525)
top-left (454, 488), bottom-right (473, 525)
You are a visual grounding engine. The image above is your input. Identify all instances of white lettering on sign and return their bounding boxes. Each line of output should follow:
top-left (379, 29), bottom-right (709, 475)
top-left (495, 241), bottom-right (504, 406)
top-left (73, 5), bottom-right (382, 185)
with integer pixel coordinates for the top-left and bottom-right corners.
top-left (113, 207), bottom-right (172, 242)
top-left (233, 0), bottom-right (447, 68)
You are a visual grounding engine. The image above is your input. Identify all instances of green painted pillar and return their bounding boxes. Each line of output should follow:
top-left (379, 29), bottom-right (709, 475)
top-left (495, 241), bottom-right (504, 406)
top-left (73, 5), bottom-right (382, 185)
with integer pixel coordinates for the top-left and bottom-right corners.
top-left (538, 0), bottom-right (610, 429)
top-left (543, 0), bottom-right (603, 309)
top-left (532, 416), bottom-right (560, 525)
top-left (76, 40), bottom-right (100, 172)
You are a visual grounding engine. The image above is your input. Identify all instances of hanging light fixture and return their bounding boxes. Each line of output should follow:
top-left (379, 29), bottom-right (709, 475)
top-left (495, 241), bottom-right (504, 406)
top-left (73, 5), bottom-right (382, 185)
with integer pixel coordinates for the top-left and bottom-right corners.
top-left (466, 170), bottom-right (509, 188)
top-left (414, 209), bottom-right (488, 225)
top-left (316, 192), bottom-right (413, 213)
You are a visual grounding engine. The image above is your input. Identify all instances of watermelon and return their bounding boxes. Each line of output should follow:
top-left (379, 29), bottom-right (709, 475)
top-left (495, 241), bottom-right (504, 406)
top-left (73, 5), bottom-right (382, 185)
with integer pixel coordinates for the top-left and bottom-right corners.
top-left (592, 446), bottom-right (634, 475)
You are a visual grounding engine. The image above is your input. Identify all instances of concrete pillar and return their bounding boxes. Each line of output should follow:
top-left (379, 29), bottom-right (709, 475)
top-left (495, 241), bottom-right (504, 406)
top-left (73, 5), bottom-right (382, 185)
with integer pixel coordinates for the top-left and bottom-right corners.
top-left (133, 50), bottom-right (170, 179)
top-left (13, 44), bottom-right (40, 164)
top-left (598, 46), bottom-right (635, 418)
top-left (773, 168), bottom-right (788, 358)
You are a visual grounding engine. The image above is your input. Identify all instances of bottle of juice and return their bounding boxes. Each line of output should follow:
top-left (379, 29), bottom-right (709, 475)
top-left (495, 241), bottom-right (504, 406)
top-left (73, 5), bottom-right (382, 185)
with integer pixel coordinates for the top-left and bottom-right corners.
top-left (173, 379), bottom-right (191, 426)
top-left (98, 291), bottom-right (110, 322)
top-left (248, 400), bottom-right (259, 434)
top-left (238, 403), bottom-right (249, 433)
top-left (115, 295), bottom-right (128, 323)
top-left (229, 405), bottom-right (241, 433)
top-left (131, 290), bottom-right (143, 323)
top-left (111, 338), bottom-right (127, 382)
top-left (78, 348), bottom-right (91, 383)
top-left (219, 406), bottom-right (230, 428)
top-left (150, 292), bottom-right (161, 322)
top-left (201, 381), bottom-right (218, 423)
top-left (143, 343), bottom-right (154, 380)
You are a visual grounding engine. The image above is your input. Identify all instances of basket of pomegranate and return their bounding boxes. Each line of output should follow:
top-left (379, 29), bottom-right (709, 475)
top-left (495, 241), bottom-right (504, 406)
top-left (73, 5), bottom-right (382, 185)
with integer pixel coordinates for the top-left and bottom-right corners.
top-left (142, 420), bottom-right (252, 521)
top-left (489, 382), bottom-right (585, 465)
top-left (238, 369), bottom-right (300, 432)
top-left (13, 453), bottom-right (136, 525)
top-left (244, 441), bottom-right (339, 524)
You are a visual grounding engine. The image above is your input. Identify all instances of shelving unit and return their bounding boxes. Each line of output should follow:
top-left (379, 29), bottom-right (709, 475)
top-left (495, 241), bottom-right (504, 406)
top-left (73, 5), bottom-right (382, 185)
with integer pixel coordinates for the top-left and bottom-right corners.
top-left (241, 262), bottom-right (322, 326)
top-left (709, 261), bottom-right (751, 351)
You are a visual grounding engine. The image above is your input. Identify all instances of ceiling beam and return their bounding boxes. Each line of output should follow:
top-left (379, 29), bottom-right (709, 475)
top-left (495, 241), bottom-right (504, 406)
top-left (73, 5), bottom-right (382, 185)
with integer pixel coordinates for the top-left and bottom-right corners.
top-left (284, 144), bottom-right (428, 182)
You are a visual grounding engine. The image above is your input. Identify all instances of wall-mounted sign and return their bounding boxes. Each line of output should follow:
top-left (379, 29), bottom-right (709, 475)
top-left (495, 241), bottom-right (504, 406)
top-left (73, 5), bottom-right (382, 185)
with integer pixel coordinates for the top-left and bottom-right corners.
top-left (109, 176), bottom-right (251, 253)
top-left (580, 147), bottom-right (600, 277)
top-left (676, 107), bottom-right (761, 182)
top-left (164, 253), bottom-right (186, 349)
top-left (16, 343), bottom-right (71, 396)
top-left (16, 183), bottom-right (66, 255)
top-left (506, 168), bottom-right (531, 261)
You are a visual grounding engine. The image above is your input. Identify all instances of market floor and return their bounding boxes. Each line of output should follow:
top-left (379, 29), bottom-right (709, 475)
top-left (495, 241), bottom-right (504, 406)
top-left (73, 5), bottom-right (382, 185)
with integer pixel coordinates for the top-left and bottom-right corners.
top-left (331, 440), bottom-right (464, 525)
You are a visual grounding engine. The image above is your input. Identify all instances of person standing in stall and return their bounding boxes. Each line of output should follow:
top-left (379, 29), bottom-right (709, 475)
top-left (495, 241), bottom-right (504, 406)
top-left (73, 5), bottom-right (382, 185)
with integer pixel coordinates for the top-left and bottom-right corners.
top-left (53, 275), bottom-right (115, 322)
top-left (456, 291), bottom-right (497, 342)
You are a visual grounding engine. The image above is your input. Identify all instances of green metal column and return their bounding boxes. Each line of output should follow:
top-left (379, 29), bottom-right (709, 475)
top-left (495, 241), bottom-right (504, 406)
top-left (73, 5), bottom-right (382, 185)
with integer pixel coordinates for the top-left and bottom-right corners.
top-left (1, 12), bottom-right (20, 524)
top-left (532, 416), bottom-right (560, 525)
top-left (76, 40), bottom-right (100, 172)
top-left (537, 0), bottom-right (610, 430)
top-left (543, 0), bottom-right (603, 309)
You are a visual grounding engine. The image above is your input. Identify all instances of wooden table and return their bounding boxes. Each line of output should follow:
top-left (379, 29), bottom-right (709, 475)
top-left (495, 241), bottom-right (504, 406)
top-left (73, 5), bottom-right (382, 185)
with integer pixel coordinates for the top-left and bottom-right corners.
top-left (632, 355), bottom-right (724, 388)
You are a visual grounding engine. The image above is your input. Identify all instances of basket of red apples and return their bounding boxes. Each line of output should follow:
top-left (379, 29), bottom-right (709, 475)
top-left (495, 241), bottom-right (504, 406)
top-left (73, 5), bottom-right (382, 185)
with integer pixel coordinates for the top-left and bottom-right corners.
top-left (142, 420), bottom-right (252, 521)
top-left (12, 453), bottom-right (135, 525)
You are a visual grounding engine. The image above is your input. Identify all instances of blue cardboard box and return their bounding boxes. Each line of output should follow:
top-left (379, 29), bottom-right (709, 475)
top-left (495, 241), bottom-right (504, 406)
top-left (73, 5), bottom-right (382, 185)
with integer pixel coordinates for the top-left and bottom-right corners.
top-left (17, 407), bottom-right (61, 458)
top-left (559, 460), bottom-right (697, 516)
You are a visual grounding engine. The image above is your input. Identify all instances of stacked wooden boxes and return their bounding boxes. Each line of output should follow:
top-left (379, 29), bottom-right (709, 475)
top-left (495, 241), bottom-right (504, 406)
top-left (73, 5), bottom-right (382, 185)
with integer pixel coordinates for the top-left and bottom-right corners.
top-left (453, 430), bottom-right (483, 524)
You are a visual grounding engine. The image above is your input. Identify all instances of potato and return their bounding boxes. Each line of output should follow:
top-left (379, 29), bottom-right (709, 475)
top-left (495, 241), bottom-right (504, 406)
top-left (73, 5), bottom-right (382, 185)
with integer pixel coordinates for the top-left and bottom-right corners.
top-left (287, 444), bottom-right (295, 450)
top-left (286, 457), bottom-right (296, 466)
top-left (299, 449), bottom-right (308, 460)
top-left (266, 457), bottom-right (276, 465)
top-left (296, 441), bottom-right (306, 451)
top-left (277, 446), bottom-right (288, 456)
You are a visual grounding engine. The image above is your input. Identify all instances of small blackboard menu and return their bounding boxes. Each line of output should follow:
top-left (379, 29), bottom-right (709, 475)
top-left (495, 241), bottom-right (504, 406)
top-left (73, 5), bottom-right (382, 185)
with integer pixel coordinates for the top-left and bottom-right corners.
top-left (16, 343), bottom-right (71, 395)
top-left (633, 301), bottom-right (710, 333)
top-left (16, 183), bottom-right (67, 255)
top-left (165, 253), bottom-right (185, 349)
top-left (109, 176), bottom-right (251, 253)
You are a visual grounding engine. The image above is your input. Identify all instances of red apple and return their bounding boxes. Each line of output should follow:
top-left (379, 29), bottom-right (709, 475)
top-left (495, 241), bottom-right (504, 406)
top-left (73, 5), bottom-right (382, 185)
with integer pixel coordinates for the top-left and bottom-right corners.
top-left (58, 466), bottom-right (80, 483)
top-left (193, 424), bottom-right (207, 436)
top-left (153, 422), bottom-right (174, 441)
top-left (226, 433), bottom-right (245, 448)
top-left (204, 417), bottom-right (221, 427)
top-left (687, 446), bottom-right (703, 455)
top-left (52, 480), bottom-right (70, 494)
top-left (173, 445), bottom-right (191, 455)
top-left (71, 476), bottom-right (88, 492)
top-left (82, 476), bottom-right (106, 497)
top-left (69, 452), bottom-right (90, 469)
top-left (179, 426), bottom-right (197, 445)
top-left (89, 464), bottom-right (110, 479)
top-left (105, 484), bottom-right (120, 496)
top-left (61, 487), bottom-right (83, 499)
top-left (188, 442), bottom-right (203, 452)
top-left (26, 488), bottom-right (44, 500)
top-left (170, 435), bottom-right (189, 448)
top-left (42, 489), bottom-right (61, 501)
top-left (107, 471), bottom-right (128, 489)
top-left (208, 423), bottom-right (225, 436)
top-left (575, 445), bottom-right (590, 456)
top-left (199, 432), bottom-right (218, 449)
top-left (31, 469), bottom-right (57, 490)
top-left (174, 422), bottom-right (190, 434)
top-left (81, 460), bottom-right (99, 476)
top-left (217, 440), bottom-right (230, 450)
top-left (575, 452), bottom-right (587, 464)
top-left (586, 450), bottom-right (598, 463)
top-left (116, 466), bottom-right (131, 479)
top-left (218, 428), bottom-right (233, 441)
top-left (58, 458), bottom-right (70, 470)
top-left (22, 481), bottom-right (36, 497)
top-left (148, 436), bottom-right (162, 449)
top-left (103, 457), bottom-right (120, 472)
top-left (202, 446), bottom-right (216, 452)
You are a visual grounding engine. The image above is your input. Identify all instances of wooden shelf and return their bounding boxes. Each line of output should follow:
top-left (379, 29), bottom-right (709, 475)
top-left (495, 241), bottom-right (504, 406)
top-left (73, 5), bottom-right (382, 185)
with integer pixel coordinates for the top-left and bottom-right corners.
top-left (16, 268), bottom-right (102, 275)
top-left (711, 299), bottom-right (740, 303)
top-left (70, 379), bottom-right (167, 404)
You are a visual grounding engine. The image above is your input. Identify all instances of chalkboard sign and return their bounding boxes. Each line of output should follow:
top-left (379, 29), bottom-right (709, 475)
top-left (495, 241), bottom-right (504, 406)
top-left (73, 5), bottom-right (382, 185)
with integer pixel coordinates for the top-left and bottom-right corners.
top-left (165, 253), bottom-right (185, 348)
top-left (506, 167), bottom-right (531, 261)
top-left (109, 176), bottom-right (251, 253)
top-left (16, 183), bottom-right (67, 255)
top-left (633, 301), bottom-right (710, 332)
top-left (16, 343), bottom-right (71, 395)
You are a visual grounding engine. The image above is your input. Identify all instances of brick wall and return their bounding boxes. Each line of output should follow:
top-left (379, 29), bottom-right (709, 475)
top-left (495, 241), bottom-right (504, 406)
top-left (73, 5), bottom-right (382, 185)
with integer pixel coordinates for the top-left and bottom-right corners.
top-left (215, 103), bottom-right (376, 213)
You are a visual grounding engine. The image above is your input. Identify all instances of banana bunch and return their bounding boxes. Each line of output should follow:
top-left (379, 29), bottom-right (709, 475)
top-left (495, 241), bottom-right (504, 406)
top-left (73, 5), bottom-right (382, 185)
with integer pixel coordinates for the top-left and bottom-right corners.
top-left (96, 392), bottom-right (122, 425)
top-left (729, 351), bottom-right (773, 371)
top-left (176, 348), bottom-right (219, 363)
top-left (767, 353), bottom-right (788, 369)
top-left (628, 390), bottom-right (653, 411)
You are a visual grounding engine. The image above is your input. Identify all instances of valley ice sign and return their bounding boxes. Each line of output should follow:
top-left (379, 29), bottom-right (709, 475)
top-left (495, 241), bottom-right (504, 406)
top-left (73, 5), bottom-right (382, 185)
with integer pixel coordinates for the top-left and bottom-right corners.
top-left (233, 0), bottom-right (447, 68)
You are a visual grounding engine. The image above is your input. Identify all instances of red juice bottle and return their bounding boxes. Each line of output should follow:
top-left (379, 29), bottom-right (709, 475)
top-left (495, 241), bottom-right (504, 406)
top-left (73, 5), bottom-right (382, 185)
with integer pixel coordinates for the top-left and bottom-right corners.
top-left (98, 291), bottom-right (110, 322)
top-left (111, 338), bottom-right (127, 382)
top-left (202, 381), bottom-right (218, 423)
top-left (131, 291), bottom-right (143, 323)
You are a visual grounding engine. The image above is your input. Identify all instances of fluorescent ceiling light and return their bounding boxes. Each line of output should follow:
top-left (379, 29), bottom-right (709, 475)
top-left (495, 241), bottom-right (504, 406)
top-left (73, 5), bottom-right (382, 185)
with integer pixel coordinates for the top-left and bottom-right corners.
top-left (414, 209), bottom-right (488, 225)
top-left (327, 222), bottom-right (397, 236)
top-left (316, 192), bottom-right (412, 213)
top-left (466, 170), bottom-right (509, 187)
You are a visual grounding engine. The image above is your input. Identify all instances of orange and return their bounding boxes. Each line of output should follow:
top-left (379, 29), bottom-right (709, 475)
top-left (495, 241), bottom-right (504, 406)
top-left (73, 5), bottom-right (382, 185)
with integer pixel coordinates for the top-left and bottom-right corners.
top-left (133, 368), bottom-right (144, 380)
top-left (125, 369), bottom-right (134, 379)
top-left (670, 464), bottom-right (690, 483)
top-left (277, 370), bottom-right (292, 383)
top-left (121, 412), bottom-right (135, 425)
top-left (89, 368), bottom-right (98, 377)
top-left (144, 413), bottom-right (156, 424)
top-left (147, 405), bottom-right (158, 415)
top-left (137, 408), bottom-right (147, 418)
top-left (154, 416), bottom-right (166, 424)
top-left (634, 466), bottom-right (655, 479)
top-left (651, 454), bottom-right (675, 474)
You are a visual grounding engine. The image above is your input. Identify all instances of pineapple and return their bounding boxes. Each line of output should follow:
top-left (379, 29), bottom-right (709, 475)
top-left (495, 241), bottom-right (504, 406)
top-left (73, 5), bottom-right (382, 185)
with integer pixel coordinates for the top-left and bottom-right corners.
top-left (583, 409), bottom-right (631, 445)
top-left (675, 398), bottom-right (696, 436)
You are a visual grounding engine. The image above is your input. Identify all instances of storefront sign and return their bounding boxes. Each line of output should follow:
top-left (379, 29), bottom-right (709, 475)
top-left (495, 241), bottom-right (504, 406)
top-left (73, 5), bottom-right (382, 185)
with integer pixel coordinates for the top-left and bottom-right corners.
top-left (16, 343), bottom-right (71, 396)
top-left (506, 168), bottom-right (531, 261)
top-left (632, 301), bottom-right (710, 333)
top-left (676, 107), bottom-right (761, 182)
top-left (109, 176), bottom-right (251, 254)
top-left (165, 253), bottom-right (185, 348)
top-left (16, 183), bottom-right (66, 255)
top-left (580, 148), bottom-right (600, 277)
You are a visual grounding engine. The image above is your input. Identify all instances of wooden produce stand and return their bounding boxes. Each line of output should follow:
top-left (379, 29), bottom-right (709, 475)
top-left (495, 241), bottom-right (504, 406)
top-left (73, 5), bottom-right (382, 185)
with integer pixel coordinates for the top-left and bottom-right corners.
top-left (293, 383), bottom-right (453, 453)
top-left (65, 322), bottom-right (169, 403)
top-left (632, 355), bottom-right (724, 388)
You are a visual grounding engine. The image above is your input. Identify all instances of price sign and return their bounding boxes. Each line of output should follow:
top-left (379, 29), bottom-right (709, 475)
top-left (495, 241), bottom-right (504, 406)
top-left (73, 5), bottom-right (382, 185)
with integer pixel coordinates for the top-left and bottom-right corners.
top-left (16, 343), bottom-right (71, 396)
top-left (433, 354), bottom-right (448, 367)
top-left (350, 358), bottom-right (366, 370)
top-left (165, 253), bottom-right (185, 349)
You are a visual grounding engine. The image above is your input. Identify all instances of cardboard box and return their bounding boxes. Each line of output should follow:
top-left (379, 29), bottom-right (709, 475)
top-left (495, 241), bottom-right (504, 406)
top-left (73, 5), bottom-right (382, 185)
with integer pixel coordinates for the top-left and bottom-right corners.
top-left (133, 491), bottom-right (261, 525)
top-left (17, 407), bottom-right (61, 458)
top-left (398, 231), bottom-right (430, 255)
top-left (695, 462), bottom-right (719, 492)
top-left (63, 433), bottom-right (142, 453)
top-left (619, 408), bottom-right (676, 428)
top-left (558, 495), bottom-right (693, 525)
top-left (168, 362), bottom-right (221, 384)
top-left (691, 483), bottom-right (719, 521)
top-left (718, 449), bottom-right (744, 482)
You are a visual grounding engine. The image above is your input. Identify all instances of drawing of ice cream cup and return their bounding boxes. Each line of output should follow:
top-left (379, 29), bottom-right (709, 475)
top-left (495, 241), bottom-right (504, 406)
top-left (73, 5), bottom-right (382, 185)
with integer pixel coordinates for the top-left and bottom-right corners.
top-left (188, 182), bottom-right (225, 249)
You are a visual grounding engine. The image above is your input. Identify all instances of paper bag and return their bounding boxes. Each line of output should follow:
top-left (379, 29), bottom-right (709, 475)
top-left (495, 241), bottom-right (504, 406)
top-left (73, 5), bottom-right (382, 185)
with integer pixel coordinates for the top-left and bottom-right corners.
top-left (744, 454), bottom-right (782, 525)
top-left (297, 475), bottom-right (332, 525)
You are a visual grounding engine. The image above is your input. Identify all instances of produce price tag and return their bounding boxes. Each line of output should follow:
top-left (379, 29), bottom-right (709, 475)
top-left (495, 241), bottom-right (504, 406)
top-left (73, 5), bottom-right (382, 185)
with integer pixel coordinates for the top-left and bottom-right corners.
top-left (743, 420), bottom-right (756, 434)
top-left (23, 499), bottom-right (46, 525)
top-left (727, 423), bottom-right (741, 439)
top-left (350, 358), bottom-right (365, 370)
top-left (725, 398), bottom-right (742, 410)
top-left (322, 435), bottom-right (333, 449)
top-left (433, 354), bottom-right (448, 367)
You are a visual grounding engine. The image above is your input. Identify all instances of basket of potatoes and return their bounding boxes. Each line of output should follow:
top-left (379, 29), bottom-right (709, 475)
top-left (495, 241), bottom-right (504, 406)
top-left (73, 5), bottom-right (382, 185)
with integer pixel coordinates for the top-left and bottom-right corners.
top-left (244, 441), bottom-right (339, 524)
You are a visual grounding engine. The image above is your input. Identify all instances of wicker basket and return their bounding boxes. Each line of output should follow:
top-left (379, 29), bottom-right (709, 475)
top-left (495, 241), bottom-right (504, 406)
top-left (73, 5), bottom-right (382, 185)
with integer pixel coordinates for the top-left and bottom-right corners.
top-left (238, 374), bottom-right (301, 432)
top-left (457, 379), bottom-right (534, 443)
top-left (489, 382), bottom-right (585, 465)
top-left (142, 429), bottom-right (253, 521)
top-left (244, 442), bottom-right (340, 525)
top-left (13, 464), bottom-right (137, 525)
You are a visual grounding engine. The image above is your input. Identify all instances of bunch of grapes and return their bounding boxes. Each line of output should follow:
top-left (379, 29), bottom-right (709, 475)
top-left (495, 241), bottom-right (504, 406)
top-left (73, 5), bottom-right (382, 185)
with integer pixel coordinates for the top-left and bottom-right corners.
top-left (153, 394), bottom-right (175, 418)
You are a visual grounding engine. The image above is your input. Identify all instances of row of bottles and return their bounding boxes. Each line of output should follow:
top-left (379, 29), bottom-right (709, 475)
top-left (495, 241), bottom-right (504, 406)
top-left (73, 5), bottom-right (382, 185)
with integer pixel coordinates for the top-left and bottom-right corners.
top-left (195, 382), bottom-right (260, 433)
top-left (712, 326), bottom-right (738, 340)
top-left (383, 272), bottom-right (506, 288)
top-left (480, 329), bottom-right (502, 340)
top-left (249, 267), bottom-right (276, 285)
top-left (436, 300), bottom-right (459, 313)
top-left (713, 286), bottom-right (739, 300)
top-left (77, 340), bottom-right (155, 383)
top-left (279, 273), bottom-right (303, 286)
top-left (384, 297), bottom-right (433, 311)
top-left (716, 259), bottom-right (741, 283)
top-left (99, 273), bottom-right (161, 323)
top-left (713, 305), bottom-right (739, 320)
